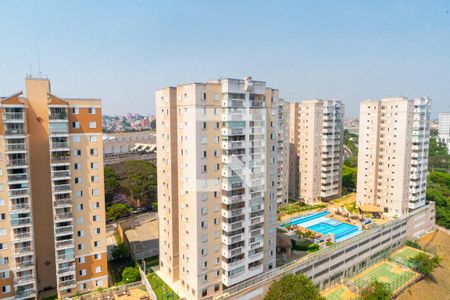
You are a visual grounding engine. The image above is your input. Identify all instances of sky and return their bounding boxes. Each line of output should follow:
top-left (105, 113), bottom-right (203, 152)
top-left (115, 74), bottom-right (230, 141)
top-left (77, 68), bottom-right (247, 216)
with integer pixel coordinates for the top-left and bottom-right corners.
top-left (0, 0), bottom-right (449, 117)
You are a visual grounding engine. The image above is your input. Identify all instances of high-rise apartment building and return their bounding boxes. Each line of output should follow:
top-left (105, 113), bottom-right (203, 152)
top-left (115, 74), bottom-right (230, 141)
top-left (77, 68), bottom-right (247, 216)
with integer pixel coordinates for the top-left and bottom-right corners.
top-left (277, 100), bottom-right (290, 205)
top-left (357, 97), bottom-right (431, 216)
top-left (288, 102), bottom-right (300, 200)
top-left (0, 78), bottom-right (107, 299)
top-left (288, 100), bottom-right (344, 204)
top-left (438, 112), bottom-right (450, 153)
top-left (156, 77), bottom-right (280, 299)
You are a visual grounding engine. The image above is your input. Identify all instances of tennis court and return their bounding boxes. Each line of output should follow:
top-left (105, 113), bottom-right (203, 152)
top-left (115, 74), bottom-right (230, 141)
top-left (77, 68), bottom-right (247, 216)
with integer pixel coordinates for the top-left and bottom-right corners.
top-left (390, 246), bottom-right (423, 268)
top-left (351, 261), bottom-right (418, 292)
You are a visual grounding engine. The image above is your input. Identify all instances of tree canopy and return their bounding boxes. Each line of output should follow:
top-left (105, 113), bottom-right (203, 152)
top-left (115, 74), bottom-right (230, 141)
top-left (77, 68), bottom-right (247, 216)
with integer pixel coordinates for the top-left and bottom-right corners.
top-left (104, 166), bottom-right (122, 202)
top-left (106, 203), bottom-right (132, 221)
top-left (121, 266), bottom-right (141, 284)
top-left (264, 274), bottom-right (324, 300)
top-left (410, 253), bottom-right (441, 276)
top-left (360, 279), bottom-right (392, 300)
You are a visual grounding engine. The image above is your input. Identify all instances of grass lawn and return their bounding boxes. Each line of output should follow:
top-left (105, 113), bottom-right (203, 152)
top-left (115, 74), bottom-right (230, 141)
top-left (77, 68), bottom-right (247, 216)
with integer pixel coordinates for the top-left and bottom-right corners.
top-left (278, 202), bottom-right (326, 215)
top-left (144, 256), bottom-right (159, 272)
top-left (147, 272), bottom-right (180, 300)
top-left (323, 286), bottom-right (359, 300)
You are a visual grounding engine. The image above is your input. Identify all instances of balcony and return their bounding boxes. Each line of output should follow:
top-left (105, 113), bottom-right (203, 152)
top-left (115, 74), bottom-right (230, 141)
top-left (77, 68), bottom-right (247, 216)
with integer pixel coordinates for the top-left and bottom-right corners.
top-left (12, 232), bottom-right (32, 241)
top-left (52, 170), bottom-right (71, 179)
top-left (14, 246), bottom-right (33, 256)
top-left (10, 217), bottom-right (31, 228)
top-left (58, 279), bottom-right (76, 289)
top-left (7, 173), bottom-right (28, 183)
top-left (57, 266), bottom-right (76, 275)
top-left (55, 239), bottom-right (74, 249)
top-left (14, 288), bottom-right (37, 299)
top-left (6, 159), bottom-right (28, 168)
top-left (50, 156), bottom-right (70, 164)
top-left (222, 141), bottom-right (245, 150)
top-left (5, 143), bottom-right (26, 152)
top-left (49, 112), bottom-right (68, 121)
top-left (8, 189), bottom-right (29, 198)
top-left (2, 112), bottom-right (25, 122)
top-left (54, 198), bottom-right (72, 208)
top-left (54, 212), bottom-right (73, 221)
top-left (53, 184), bottom-right (71, 193)
top-left (10, 203), bottom-right (31, 213)
top-left (55, 225), bottom-right (73, 236)
top-left (57, 253), bottom-right (75, 262)
top-left (4, 128), bottom-right (26, 136)
top-left (50, 142), bottom-right (70, 150)
top-left (15, 259), bottom-right (34, 269)
top-left (14, 274), bottom-right (34, 284)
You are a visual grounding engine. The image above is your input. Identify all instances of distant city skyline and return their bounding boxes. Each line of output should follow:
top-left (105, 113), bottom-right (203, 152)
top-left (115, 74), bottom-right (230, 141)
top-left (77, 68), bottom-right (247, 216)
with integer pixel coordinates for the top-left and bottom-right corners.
top-left (1, 1), bottom-right (449, 117)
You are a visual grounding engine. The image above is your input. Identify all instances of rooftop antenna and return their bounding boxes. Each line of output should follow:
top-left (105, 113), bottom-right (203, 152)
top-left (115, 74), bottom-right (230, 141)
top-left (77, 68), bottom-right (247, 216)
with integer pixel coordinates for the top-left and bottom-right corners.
top-left (37, 51), bottom-right (42, 78)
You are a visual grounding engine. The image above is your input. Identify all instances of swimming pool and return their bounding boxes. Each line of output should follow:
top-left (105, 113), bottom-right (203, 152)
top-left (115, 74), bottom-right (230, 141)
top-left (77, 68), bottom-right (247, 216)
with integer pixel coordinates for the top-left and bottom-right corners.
top-left (282, 211), bottom-right (361, 242)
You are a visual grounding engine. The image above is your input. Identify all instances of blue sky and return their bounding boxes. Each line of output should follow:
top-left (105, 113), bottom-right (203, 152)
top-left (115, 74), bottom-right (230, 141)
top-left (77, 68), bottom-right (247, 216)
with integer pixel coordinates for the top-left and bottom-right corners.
top-left (0, 0), bottom-right (449, 117)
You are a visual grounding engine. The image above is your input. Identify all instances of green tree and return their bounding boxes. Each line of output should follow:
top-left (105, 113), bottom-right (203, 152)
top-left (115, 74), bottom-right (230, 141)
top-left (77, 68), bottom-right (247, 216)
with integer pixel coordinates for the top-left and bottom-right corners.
top-left (264, 274), bottom-right (324, 300)
top-left (124, 160), bottom-right (157, 203)
top-left (410, 253), bottom-right (441, 277)
top-left (360, 279), bottom-right (392, 300)
top-left (121, 266), bottom-right (141, 283)
top-left (106, 203), bottom-right (132, 221)
top-left (104, 166), bottom-right (122, 202)
top-left (111, 242), bottom-right (131, 260)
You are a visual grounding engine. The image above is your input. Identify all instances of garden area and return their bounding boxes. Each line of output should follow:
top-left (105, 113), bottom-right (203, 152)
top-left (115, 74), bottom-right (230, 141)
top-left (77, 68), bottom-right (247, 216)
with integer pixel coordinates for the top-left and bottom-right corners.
top-left (109, 233), bottom-right (141, 285)
top-left (278, 202), bottom-right (326, 218)
top-left (147, 272), bottom-right (180, 300)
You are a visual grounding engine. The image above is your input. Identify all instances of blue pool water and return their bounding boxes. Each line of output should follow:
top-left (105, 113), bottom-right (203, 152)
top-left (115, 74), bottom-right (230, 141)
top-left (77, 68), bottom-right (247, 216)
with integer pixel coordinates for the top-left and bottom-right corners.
top-left (281, 211), bottom-right (361, 242)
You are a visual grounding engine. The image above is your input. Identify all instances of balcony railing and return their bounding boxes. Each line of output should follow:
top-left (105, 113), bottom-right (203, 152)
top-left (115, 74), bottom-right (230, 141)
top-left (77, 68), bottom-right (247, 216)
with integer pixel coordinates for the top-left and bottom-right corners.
top-left (8, 189), bottom-right (29, 197)
top-left (15, 259), bottom-right (34, 269)
top-left (14, 246), bottom-right (32, 255)
top-left (49, 113), bottom-right (68, 120)
top-left (6, 158), bottom-right (28, 167)
top-left (51, 142), bottom-right (70, 149)
top-left (53, 184), bottom-right (71, 192)
top-left (8, 173), bottom-right (28, 182)
top-left (52, 171), bottom-right (70, 178)
top-left (57, 266), bottom-right (76, 274)
top-left (56, 239), bottom-right (74, 248)
top-left (10, 203), bottom-right (30, 212)
top-left (15, 288), bottom-right (36, 299)
top-left (5, 143), bottom-right (26, 152)
top-left (58, 279), bottom-right (76, 288)
top-left (50, 156), bottom-right (70, 164)
top-left (10, 218), bottom-right (31, 227)
top-left (54, 212), bottom-right (73, 220)
top-left (55, 225), bottom-right (73, 235)
top-left (4, 128), bottom-right (26, 135)
top-left (54, 198), bottom-right (72, 207)
top-left (3, 112), bottom-right (25, 121)
top-left (12, 232), bottom-right (32, 241)
top-left (57, 253), bottom-right (75, 262)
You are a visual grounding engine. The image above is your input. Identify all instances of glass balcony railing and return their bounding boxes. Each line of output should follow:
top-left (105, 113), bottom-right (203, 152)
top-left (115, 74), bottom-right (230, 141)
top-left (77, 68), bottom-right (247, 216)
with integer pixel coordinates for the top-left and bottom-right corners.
top-left (7, 173), bottom-right (28, 182)
top-left (2, 112), bottom-right (25, 121)
top-left (6, 158), bottom-right (28, 167)
top-left (4, 143), bottom-right (26, 152)
top-left (4, 128), bottom-right (26, 135)
top-left (49, 113), bottom-right (68, 120)
top-left (53, 184), bottom-right (71, 192)
top-left (50, 156), bottom-right (70, 164)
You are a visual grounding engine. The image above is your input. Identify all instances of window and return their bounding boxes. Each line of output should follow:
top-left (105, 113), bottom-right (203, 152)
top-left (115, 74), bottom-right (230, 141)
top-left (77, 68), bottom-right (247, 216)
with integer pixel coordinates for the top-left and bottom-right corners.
top-left (95, 266), bottom-right (102, 273)
top-left (73, 149), bottom-right (81, 156)
top-left (94, 228), bottom-right (101, 235)
top-left (91, 176), bottom-right (99, 183)
top-left (78, 243), bottom-right (84, 250)
top-left (89, 135), bottom-right (98, 142)
top-left (2, 285), bottom-right (10, 293)
top-left (94, 240), bottom-right (100, 247)
top-left (92, 189), bottom-right (99, 196)
top-left (72, 121), bottom-right (80, 129)
top-left (94, 253), bottom-right (102, 260)
top-left (77, 217), bottom-right (84, 224)
top-left (90, 148), bottom-right (98, 156)
top-left (73, 135), bottom-right (80, 143)
top-left (93, 202), bottom-right (100, 209)
top-left (0, 271), bottom-right (9, 279)
top-left (0, 214), bottom-right (5, 220)
top-left (93, 215), bottom-right (100, 222)
top-left (75, 190), bottom-right (83, 197)
top-left (78, 256), bottom-right (86, 263)
top-left (202, 289), bottom-right (207, 297)
top-left (91, 162), bottom-right (98, 169)
top-left (75, 177), bottom-right (82, 184)
top-left (74, 163), bottom-right (81, 170)
top-left (95, 280), bottom-right (103, 287)
top-left (77, 204), bottom-right (84, 211)
top-left (79, 269), bottom-right (87, 276)
top-left (80, 283), bottom-right (87, 290)
top-left (71, 107), bottom-right (79, 114)
top-left (88, 107), bottom-right (96, 114)
top-left (0, 229), bottom-right (5, 236)
top-left (89, 122), bottom-right (97, 129)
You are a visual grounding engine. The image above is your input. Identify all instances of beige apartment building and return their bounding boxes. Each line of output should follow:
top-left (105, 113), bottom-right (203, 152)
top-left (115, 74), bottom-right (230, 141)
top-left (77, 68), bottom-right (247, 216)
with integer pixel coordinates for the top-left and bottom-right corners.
top-left (288, 100), bottom-right (344, 204)
top-left (0, 78), bottom-right (107, 299)
top-left (357, 97), bottom-right (431, 216)
top-left (277, 100), bottom-right (290, 205)
top-left (156, 77), bottom-right (280, 300)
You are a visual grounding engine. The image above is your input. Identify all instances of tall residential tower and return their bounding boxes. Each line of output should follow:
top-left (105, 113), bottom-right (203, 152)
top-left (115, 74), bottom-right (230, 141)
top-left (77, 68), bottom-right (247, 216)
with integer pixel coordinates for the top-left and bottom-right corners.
top-left (438, 112), bottom-right (450, 153)
top-left (0, 78), bottom-right (107, 299)
top-left (156, 77), bottom-right (280, 300)
top-left (357, 97), bottom-right (431, 216)
top-left (288, 100), bottom-right (344, 204)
